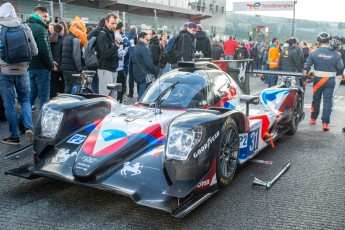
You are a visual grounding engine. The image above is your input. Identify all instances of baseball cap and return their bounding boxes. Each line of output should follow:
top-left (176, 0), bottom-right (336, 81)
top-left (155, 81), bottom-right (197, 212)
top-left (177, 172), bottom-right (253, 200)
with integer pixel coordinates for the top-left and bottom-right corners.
top-left (187, 22), bottom-right (199, 31)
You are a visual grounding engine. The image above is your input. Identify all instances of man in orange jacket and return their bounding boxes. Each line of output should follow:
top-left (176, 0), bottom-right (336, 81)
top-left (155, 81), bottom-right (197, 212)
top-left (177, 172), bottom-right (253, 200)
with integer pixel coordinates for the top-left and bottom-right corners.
top-left (267, 38), bottom-right (280, 87)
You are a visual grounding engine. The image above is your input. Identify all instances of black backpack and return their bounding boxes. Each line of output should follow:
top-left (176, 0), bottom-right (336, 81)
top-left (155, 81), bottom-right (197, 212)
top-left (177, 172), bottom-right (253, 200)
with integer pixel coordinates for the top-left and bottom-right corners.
top-left (0, 24), bottom-right (32, 64)
top-left (83, 36), bottom-right (98, 69)
top-left (163, 35), bottom-right (180, 64)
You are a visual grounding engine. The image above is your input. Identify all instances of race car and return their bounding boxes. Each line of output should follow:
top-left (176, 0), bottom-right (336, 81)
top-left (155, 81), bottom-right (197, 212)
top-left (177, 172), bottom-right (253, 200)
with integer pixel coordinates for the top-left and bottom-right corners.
top-left (4, 61), bottom-right (304, 218)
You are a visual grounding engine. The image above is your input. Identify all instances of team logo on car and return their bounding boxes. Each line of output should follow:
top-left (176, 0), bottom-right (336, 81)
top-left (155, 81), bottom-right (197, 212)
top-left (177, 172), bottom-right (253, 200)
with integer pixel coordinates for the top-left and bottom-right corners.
top-left (83, 129), bottom-right (129, 156)
top-left (120, 161), bottom-right (160, 176)
top-left (67, 134), bottom-right (87, 144)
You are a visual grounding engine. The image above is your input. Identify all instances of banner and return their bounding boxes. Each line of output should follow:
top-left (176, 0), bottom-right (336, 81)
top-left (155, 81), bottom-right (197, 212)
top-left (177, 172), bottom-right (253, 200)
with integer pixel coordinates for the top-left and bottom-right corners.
top-left (233, 1), bottom-right (295, 11)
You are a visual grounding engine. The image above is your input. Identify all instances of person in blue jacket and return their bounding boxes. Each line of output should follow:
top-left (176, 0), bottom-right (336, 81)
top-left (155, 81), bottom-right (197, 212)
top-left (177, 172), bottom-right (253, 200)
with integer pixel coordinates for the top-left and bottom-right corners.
top-left (306, 32), bottom-right (344, 131)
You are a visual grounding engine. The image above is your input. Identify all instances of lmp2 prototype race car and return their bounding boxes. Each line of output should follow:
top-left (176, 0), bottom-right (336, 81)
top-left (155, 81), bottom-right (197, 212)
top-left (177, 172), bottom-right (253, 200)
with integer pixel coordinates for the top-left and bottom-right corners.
top-left (5, 61), bottom-right (304, 218)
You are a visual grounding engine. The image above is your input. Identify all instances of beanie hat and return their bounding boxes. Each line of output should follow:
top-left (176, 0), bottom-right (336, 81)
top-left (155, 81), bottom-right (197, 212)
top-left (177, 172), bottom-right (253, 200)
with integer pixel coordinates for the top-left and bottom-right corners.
top-left (116, 21), bottom-right (124, 30)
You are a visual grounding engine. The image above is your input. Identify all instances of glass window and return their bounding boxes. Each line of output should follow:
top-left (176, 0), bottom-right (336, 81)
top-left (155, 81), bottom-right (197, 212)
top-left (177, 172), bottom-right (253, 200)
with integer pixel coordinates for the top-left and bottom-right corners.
top-left (207, 70), bottom-right (232, 105)
top-left (140, 71), bottom-right (208, 108)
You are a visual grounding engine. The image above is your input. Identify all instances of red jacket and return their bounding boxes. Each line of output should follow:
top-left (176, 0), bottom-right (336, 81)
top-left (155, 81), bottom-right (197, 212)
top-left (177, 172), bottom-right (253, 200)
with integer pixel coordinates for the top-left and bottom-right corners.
top-left (223, 38), bottom-right (239, 56)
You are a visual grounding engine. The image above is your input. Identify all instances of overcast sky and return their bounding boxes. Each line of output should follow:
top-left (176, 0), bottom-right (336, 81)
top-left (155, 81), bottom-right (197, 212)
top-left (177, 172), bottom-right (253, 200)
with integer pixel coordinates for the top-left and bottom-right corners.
top-left (226, 0), bottom-right (343, 23)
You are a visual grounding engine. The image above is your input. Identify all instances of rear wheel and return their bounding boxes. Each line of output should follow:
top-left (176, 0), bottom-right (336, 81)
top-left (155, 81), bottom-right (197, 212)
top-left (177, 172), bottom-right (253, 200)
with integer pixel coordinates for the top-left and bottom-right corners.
top-left (216, 119), bottom-right (239, 188)
top-left (285, 94), bottom-right (302, 136)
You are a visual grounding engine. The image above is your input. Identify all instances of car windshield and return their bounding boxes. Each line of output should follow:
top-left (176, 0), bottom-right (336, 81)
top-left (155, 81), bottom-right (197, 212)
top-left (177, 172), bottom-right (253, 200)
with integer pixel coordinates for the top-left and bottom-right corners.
top-left (140, 71), bottom-right (207, 108)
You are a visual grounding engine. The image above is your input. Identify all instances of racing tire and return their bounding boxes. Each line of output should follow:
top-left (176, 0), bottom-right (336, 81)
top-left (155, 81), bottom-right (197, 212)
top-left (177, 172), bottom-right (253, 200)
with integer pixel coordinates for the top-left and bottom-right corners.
top-left (285, 94), bottom-right (302, 136)
top-left (216, 118), bottom-right (239, 188)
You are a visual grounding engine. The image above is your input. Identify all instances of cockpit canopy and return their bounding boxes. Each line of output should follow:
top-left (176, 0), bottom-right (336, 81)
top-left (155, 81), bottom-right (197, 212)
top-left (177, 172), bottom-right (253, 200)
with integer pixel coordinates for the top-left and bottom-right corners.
top-left (140, 71), bottom-right (208, 109)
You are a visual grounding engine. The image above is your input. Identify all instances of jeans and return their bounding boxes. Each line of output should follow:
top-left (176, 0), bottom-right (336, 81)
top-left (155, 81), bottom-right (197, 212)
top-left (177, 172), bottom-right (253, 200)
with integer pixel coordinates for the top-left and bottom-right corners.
top-left (29, 69), bottom-right (51, 109)
top-left (163, 63), bottom-right (171, 74)
top-left (268, 67), bottom-right (278, 87)
top-left (225, 55), bottom-right (234, 60)
top-left (138, 82), bottom-right (150, 101)
top-left (0, 72), bottom-right (33, 138)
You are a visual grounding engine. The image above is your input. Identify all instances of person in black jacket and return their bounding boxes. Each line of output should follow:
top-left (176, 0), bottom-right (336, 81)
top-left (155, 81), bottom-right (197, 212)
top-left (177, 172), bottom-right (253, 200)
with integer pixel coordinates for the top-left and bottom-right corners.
top-left (95, 13), bottom-right (120, 97)
top-left (61, 16), bottom-right (87, 93)
top-left (235, 42), bottom-right (249, 60)
top-left (50, 23), bottom-right (64, 98)
top-left (251, 42), bottom-right (260, 70)
top-left (147, 29), bottom-right (162, 77)
top-left (129, 32), bottom-right (156, 100)
top-left (195, 24), bottom-right (211, 58)
top-left (278, 38), bottom-right (303, 87)
top-left (211, 37), bottom-right (224, 60)
top-left (176, 22), bottom-right (198, 62)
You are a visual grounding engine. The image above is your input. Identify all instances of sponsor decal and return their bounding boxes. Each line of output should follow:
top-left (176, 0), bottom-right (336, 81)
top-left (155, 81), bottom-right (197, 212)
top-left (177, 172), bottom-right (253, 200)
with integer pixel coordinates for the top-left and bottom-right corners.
top-left (81, 156), bottom-right (98, 164)
top-left (196, 174), bottom-right (217, 189)
top-left (196, 179), bottom-right (210, 188)
top-left (120, 161), bottom-right (159, 176)
top-left (193, 131), bottom-right (219, 158)
top-left (193, 159), bottom-right (217, 192)
top-left (67, 134), bottom-right (87, 144)
top-left (51, 149), bottom-right (77, 164)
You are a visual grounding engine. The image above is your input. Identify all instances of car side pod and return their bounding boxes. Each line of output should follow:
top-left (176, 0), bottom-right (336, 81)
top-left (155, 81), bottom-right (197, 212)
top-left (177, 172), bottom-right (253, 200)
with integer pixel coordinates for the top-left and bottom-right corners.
top-left (253, 163), bottom-right (291, 189)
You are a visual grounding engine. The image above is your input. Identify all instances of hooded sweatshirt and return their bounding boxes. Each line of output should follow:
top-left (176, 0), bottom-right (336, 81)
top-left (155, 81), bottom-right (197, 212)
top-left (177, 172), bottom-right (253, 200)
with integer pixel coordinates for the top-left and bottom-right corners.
top-left (0, 3), bottom-right (38, 75)
top-left (195, 30), bottom-right (211, 58)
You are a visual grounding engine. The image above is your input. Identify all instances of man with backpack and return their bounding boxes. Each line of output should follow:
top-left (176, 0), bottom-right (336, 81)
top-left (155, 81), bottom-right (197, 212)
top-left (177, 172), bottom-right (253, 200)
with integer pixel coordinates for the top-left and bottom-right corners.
top-left (175, 22), bottom-right (198, 62)
top-left (85, 18), bottom-right (106, 94)
top-left (95, 12), bottom-right (120, 97)
top-left (0, 2), bottom-right (38, 145)
top-left (27, 6), bottom-right (56, 110)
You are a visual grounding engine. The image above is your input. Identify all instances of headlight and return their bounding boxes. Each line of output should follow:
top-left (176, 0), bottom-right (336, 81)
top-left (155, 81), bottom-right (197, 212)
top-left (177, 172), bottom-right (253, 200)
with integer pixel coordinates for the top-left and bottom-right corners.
top-left (41, 107), bottom-right (64, 139)
top-left (166, 125), bottom-right (203, 160)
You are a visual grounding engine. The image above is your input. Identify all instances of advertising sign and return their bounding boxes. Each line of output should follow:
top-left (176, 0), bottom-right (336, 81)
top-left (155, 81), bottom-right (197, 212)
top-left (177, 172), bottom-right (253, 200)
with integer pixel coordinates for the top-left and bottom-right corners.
top-left (233, 1), bottom-right (295, 11)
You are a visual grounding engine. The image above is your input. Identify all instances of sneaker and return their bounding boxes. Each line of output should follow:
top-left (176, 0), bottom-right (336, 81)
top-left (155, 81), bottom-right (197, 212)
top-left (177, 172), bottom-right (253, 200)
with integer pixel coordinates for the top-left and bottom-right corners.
top-left (25, 126), bottom-right (34, 142)
top-left (2, 137), bottom-right (20, 145)
top-left (309, 118), bottom-right (316, 125)
top-left (322, 123), bottom-right (329, 131)
top-left (127, 94), bottom-right (133, 98)
top-left (31, 105), bottom-right (36, 111)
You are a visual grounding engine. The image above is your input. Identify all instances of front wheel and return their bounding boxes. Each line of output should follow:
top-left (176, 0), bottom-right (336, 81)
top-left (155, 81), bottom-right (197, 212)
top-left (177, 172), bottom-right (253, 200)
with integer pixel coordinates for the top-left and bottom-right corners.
top-left (216, 118), bottom-right (239, 188)
top-left (285, 94), bottom-right (302, 136)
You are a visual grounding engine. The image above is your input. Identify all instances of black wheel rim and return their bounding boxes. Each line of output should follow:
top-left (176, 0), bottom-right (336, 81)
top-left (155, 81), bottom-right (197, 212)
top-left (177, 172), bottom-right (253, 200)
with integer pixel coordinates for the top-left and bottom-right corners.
top-left (292, 97), bottom-right (302, 130)
top-left (219, 127), bottom-right (239, 178)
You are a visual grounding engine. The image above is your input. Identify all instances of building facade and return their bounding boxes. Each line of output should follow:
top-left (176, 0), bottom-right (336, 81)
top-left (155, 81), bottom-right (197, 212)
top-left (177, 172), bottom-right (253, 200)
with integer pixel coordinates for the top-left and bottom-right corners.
top-left (6, 0), bottom-right (226, 37)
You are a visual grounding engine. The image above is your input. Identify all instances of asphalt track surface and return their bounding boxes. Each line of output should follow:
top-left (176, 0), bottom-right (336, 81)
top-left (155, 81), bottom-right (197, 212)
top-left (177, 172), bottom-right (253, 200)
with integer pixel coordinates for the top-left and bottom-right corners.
top-left (1, 76), bottom-right (344, 229)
